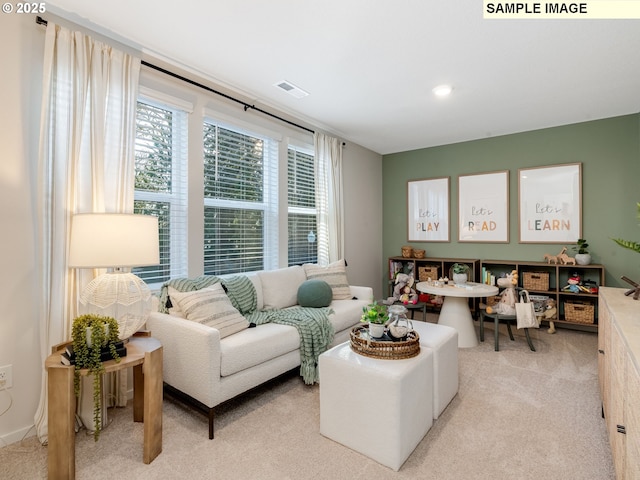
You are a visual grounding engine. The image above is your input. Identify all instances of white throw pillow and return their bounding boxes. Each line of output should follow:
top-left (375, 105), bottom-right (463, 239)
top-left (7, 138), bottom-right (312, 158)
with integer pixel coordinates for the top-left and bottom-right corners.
top-left (258, 265), bottom-right (307, 309)
top-left (303, 259), bottom-right (352, 300)
top-left (169, 283), bottom-right (249, 338)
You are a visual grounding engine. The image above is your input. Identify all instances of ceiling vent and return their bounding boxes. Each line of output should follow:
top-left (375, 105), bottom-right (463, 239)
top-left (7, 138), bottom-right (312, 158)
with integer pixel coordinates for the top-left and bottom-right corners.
top-left (274, 80), bottom-right (309, 99)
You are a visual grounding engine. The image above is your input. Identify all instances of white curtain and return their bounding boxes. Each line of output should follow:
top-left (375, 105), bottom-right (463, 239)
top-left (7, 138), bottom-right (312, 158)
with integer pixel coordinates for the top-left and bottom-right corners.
top-left (34, 22), bottom-right (140, 443)
top-left (314, 133), bottom-right (344, 265)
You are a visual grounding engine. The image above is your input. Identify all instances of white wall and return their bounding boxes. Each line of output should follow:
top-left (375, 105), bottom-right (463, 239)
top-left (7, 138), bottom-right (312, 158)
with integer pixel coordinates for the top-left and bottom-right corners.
top-left (0, 13), bottom-right (46, 444)
top-left (342, 142), bottom-right (383, 299)
top-left (0, 14), bottom-right (383, 445)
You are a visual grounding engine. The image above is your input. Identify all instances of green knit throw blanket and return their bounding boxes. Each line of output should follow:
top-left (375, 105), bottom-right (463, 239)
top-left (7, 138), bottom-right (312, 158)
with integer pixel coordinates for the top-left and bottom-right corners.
top-left (247, 307), bottom-right (334, 385)
top-left (158, 274), bottom-right (333, 384)
top-left (158, 275), bottom-right (257, 315)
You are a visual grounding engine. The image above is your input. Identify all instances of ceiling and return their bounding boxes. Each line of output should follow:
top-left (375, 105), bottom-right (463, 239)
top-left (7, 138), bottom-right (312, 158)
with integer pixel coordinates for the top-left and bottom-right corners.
top-left (45, 1), bottom-right (640, 155)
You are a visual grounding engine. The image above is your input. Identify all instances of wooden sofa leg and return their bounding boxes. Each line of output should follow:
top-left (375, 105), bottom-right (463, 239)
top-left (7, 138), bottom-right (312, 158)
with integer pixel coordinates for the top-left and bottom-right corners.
top-left (209, 408), bottom-right (215, 439)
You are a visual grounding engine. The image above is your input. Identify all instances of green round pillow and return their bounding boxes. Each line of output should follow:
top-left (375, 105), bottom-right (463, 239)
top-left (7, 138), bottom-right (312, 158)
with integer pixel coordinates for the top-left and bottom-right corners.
top-left (297, 279), bottom-right (333, 308)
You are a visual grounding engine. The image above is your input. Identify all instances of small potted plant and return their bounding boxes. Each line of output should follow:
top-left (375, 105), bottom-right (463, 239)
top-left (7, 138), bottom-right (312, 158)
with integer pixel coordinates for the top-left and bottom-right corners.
top-left (450, 263), bottom-right (471, 285)
top-left (71, 314), bottom-right (122, 441)
top-left (572, 238), bottom-right (591, 265)
top-left (361, 302), bottom-right (389, 338)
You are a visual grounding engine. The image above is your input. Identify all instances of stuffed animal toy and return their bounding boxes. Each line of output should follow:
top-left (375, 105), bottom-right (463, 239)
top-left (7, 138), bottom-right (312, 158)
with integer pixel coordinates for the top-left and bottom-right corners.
top-left (543, 298), bottom-right (557, 334)
top-left (396, 273), bottom-right (419, 304)
top-left (387, 272), bottom-right (418, 304)
top-left (563, 273), bottom-right (581, 293)
top-left (486, 270), bottom-right (519, 316)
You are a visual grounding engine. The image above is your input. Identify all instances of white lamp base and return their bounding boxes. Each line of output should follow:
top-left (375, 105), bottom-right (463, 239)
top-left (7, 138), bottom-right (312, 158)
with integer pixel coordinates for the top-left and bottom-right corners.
top-left (79, 271), bottom-right (152, 340)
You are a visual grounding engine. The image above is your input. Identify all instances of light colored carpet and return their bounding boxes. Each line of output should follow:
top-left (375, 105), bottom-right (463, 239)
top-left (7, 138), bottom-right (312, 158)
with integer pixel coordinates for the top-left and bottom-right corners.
top-left (1, 316), bottom-right (615, 479)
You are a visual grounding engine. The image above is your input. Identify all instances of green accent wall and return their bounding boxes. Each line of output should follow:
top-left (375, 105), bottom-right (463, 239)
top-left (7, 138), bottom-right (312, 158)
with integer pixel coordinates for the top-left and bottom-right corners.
top-left (382, 114), bottom-right (640, 292)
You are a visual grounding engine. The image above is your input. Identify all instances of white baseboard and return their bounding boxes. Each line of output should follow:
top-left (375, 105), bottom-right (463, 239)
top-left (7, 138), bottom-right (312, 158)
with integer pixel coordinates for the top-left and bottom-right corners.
top-left (0, 423), bottom-right (37, 447)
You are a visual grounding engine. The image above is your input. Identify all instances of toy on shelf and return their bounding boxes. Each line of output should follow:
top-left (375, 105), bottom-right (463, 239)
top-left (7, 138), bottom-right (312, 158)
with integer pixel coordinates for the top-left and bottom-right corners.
top-left (563, 273), bottom-right (581, 293)
top-left (486, 270), bottom-right (518, 316)
top-left (556, 246), bottom-right (576, 265)
top-left (580, 279), bottom-right (599, 294)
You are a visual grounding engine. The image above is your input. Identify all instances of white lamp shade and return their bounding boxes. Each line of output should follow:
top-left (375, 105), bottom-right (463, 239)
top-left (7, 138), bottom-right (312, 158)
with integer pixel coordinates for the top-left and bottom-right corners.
top-left (69, 213), bottom-right (159, 268)
top-left (70, 213), bottom-right (159, 340)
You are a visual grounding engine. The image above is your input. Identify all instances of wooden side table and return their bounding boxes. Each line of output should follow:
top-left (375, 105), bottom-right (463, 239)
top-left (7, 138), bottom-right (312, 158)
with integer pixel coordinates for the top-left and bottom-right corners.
top-left (45, 335), bottom-right (163, 479)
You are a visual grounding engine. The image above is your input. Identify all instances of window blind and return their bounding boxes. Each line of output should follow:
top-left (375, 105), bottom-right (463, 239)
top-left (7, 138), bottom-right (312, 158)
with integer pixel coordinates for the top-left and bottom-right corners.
top-left (287, 147), bottom-right (317, 265)
top-left (133, 98), bottom-right (188, 286)
top-left (203, 119), bottom-right (279, 275)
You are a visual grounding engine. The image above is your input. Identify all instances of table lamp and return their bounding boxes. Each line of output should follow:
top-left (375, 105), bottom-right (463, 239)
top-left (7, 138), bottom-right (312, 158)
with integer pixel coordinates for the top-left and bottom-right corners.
top-left (68, 213), bottom-right (160, 340)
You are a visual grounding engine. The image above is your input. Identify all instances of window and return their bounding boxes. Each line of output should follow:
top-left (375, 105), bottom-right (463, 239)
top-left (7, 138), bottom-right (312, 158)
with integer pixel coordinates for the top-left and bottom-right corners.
top-left (202, 120), bottom-right (278, 275)
top-left (287, 146), bottom-right (317, 266)
top-left (133, 98), bottom-right (188, 286)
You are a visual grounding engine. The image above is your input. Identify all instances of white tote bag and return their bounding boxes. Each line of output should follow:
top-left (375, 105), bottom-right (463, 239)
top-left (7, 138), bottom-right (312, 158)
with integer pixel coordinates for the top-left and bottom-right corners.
top-left (516, 289), bottom-right (539, 329)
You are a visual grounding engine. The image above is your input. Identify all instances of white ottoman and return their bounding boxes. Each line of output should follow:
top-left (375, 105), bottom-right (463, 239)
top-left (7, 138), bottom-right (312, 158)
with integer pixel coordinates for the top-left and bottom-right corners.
top-left (411, 322), bottom-right (458, 419)
top-left (319, 342), bottom-right (433, 471)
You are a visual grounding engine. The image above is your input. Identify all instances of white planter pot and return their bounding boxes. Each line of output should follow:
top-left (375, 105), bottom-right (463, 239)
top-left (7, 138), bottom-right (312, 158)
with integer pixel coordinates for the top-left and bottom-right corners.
top-left (453, 273), bottom-right (468, 285)
top-left (575, 253), bottom-right (592, 265)
top-left (85, 325), bottom-right (109, 348)
top-left (368, 322), bottom-right (386, 338)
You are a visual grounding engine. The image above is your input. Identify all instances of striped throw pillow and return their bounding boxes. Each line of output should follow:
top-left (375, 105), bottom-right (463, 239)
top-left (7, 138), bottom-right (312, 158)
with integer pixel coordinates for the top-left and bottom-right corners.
top-left (169, 283), bottom-right (249, 338)
top-left (303, 259), bottom-right (352, 300)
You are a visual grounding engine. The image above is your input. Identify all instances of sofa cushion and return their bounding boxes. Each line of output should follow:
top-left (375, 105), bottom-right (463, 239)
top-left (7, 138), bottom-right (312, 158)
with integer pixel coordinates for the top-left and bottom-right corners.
top-left (329, 297), bottom-right (370, 333)
top-left (220, 323), bottom-right (301, 376)
top-left (258, 265), bottom-right (307, 309)
top-left (297, 279), bottom-right (333, 308)
top-left (169, 283), bottom-right (249, 338)
top-left (303, 259), bottom-right (352, 300)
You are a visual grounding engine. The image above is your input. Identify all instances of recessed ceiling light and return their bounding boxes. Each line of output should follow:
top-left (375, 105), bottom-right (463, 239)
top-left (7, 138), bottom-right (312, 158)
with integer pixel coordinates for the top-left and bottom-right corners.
top-left (432, 84), bottom-right (453, 97)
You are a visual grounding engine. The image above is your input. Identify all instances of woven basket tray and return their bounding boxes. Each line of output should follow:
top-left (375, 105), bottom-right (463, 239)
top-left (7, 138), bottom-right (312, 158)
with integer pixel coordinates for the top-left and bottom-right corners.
top-left (350, 325), bottom-right (420, 360)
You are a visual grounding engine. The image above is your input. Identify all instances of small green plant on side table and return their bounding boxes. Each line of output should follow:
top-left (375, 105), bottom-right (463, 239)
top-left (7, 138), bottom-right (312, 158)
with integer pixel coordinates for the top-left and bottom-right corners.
top-left (361, 302), bottom-right (389, 338)
top-left (71, 314), bottom-right (122, 440)
top-left (361, 302), bottom-right (389, 324)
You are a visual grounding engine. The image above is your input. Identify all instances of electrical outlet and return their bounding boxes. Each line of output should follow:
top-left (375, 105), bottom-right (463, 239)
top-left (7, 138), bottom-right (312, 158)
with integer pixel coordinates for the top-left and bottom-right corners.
top-left (0, 365), bottom-right (12, 389)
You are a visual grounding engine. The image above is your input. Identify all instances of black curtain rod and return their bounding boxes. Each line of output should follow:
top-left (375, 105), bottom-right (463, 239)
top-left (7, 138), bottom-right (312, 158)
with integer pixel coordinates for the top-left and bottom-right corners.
top-left (35, 16), bottom-right (315, 136)
top-left (141, 61), bottom-right (315, 135)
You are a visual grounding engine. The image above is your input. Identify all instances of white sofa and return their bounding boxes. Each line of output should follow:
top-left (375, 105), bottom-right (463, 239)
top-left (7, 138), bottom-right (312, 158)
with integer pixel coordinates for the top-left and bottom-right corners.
top-left (146, 263), bottom-right (373, 438)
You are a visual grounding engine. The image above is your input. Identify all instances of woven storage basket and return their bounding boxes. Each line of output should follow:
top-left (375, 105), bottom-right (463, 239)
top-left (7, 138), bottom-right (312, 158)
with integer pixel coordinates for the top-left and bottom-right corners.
top-left (564, 301), bottom-right (595, 324)
top-left (350, 325), bottom-right (420, 360)
top-left (413, 249), bottom-right (425, 259)
top-left (522, 272), bottom-right (550, 291)
top-left (401, 246), bottom-right (413, 258)
top-left (418, 265), bottom-right (439, 281)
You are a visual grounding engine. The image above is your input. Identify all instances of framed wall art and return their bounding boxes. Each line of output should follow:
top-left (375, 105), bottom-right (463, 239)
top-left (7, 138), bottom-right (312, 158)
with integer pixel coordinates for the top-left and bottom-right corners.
top-left (407, 177), bottom-right (450, 242)
top-left (458, 170), bottom-right (509, 243)
top-left (518, 163), bottom-right (582, 243)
